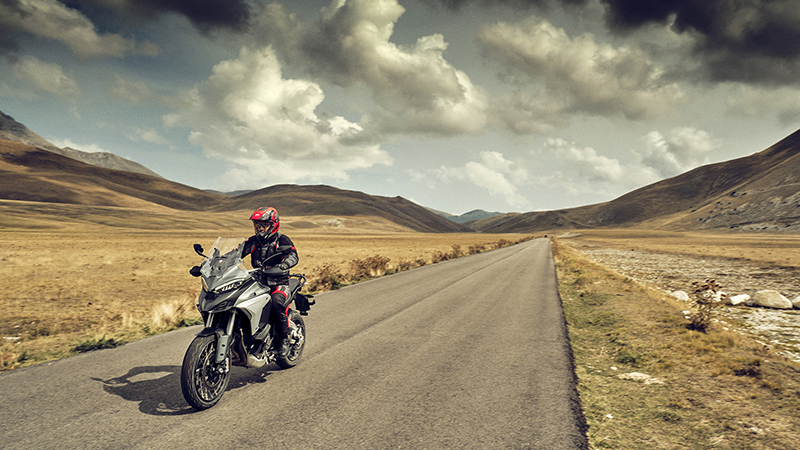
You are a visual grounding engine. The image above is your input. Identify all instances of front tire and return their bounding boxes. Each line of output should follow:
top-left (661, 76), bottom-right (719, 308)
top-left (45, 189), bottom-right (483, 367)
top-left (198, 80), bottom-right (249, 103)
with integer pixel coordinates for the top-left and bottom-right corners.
top-left (181, 335), bottom-right (231, 410)
top-left (276, 311), bottom-right (305, 369)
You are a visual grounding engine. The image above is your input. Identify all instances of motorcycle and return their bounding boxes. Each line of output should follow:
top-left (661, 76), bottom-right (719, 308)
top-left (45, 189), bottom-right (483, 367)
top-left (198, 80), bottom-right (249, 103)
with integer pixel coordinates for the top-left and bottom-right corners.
top-left (181, 237), bottom-right (314, 410)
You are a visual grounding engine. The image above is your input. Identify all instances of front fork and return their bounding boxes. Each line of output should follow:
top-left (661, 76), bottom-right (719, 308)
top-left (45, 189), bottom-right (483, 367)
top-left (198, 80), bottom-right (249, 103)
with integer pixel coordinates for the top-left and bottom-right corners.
top-left (203, 311), bottom-right (236, 366)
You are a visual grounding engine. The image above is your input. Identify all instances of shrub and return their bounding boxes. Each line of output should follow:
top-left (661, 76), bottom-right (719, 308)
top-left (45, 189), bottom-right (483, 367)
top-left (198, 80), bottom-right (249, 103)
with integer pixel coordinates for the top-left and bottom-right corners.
top-left (687, 279), bottom-right (726, 333)
top-left (309, 263), bottom-right (344, 292)
top-left (468, 243), bottom-right (486, 254)
top-left (397, 259), bottom-right (414, 272)
top-left (348, 254), bottom-right (391, 280)
top-left (431, 250), bottom-right (450, 263)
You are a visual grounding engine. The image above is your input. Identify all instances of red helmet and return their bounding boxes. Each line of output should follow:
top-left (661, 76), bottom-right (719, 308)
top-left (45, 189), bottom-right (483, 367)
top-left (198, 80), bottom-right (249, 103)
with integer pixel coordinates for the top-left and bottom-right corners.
top-left (250, 206), bottom-right (280, 240)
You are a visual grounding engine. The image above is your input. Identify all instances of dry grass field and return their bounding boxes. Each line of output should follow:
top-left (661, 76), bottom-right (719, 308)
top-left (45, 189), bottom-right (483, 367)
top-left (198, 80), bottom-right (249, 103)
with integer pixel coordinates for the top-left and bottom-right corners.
top-left (0, 210), bottom-right (533, 371)
top-left (554, 239), bottom-right (800, 449)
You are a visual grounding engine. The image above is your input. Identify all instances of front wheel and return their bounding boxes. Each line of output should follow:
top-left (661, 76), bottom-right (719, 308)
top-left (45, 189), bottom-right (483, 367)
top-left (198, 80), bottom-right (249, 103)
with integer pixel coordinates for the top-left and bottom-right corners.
top-left (276, 311), bottom-right (306, 369)
top-left (181, 335), bottom-right (230, 410)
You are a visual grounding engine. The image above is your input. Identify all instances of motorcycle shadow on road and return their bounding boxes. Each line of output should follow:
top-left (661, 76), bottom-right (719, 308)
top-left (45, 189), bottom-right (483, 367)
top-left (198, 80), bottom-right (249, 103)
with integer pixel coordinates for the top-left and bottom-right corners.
top-left (91, 365), bottom-right (276, 415)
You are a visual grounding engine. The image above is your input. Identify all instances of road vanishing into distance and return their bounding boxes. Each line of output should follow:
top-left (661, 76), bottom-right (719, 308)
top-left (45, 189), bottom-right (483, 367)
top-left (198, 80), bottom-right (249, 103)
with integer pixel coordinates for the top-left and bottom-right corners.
top-left (0, 238), bottom-right (588, 449)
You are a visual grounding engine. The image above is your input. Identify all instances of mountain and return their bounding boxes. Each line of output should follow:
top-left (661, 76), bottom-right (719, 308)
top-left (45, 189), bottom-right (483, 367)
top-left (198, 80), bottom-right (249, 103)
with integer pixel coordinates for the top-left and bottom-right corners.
top-left (469, 128), bottom-right (800, 233)
top-left (430, 208), bottom-right (505, 224)
top-left (0, 111), bottom-right (161, 178)
top-left (218, 184), bottom-right (472, 233)
top-left (0, 139), bottom-right (223, 210)
top-left (0, 138), bottom-right (468, 232)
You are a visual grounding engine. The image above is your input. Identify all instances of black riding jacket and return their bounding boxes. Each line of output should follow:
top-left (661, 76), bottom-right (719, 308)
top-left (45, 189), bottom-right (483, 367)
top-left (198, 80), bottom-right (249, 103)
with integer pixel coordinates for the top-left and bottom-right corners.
top-left (242, 233), bottom-right (298, 285)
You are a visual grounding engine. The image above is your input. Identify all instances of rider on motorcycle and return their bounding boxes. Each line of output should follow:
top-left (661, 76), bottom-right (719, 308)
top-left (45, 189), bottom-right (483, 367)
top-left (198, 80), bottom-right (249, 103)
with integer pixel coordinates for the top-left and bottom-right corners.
top-left (242, 206), bottom-right (299, 357)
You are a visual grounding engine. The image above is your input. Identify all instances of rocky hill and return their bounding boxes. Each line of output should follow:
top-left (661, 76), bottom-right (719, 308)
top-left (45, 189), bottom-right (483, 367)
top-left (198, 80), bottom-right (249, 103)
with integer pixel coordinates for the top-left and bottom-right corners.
top-left (0, 111), bottom-right (161, 178)
top-left (469, 128), bottom-right (800, 233)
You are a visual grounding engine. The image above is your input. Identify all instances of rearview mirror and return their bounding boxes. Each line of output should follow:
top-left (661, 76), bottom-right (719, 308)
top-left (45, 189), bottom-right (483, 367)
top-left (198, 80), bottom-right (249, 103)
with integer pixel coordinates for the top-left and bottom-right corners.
top-left (193, 244), bottom-right (206, 257)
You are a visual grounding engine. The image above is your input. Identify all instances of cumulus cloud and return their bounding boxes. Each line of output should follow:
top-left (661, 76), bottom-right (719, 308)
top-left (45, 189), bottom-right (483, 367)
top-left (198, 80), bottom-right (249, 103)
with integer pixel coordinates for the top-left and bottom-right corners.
top-left (636, 128), bottom-right (720, 178)
top-left (12, 56), bottom-right (80, 99)
top-left (545, 138), bottom-right (623, 183)
top-left (488, 92), bottom-right (569, 135)
top-left (430, 0), bottom-right (800, 86)
top-left (173, 46), bottom-right (392, 189)
top-left (255, 0), bottom-right (488, 136)
top-left (595, 0), bottom-right (800, 86)
top-left (437, 151), bottom-right (529, 208)
top-left (478, 16), bottom-right (683, 122)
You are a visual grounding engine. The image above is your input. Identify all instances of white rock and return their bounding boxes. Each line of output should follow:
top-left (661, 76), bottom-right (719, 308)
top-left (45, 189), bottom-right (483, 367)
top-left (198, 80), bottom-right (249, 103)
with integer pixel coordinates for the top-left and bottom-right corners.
top-left (730, 294), bottom-right (750, 306)
top-left (671, 291), bottom-right (690, 301)
top-left (617, 372), bottom-right (665, 385)
top-left (751, 290), bottom-right (793, 309)
top-left (793, 296), bottom-right (800, 309)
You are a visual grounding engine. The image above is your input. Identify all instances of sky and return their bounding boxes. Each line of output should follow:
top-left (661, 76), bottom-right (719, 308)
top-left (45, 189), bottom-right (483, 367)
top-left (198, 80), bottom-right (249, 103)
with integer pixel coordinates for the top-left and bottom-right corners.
top-left (2, 0), bottom-right (800, 215)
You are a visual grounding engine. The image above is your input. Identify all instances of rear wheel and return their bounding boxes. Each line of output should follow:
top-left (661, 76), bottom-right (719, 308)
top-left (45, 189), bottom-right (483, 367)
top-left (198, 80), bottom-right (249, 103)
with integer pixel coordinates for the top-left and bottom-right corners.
top-left (276, 311), bottom-right (305, 369)
top-left (181, 335), bottom-right (230, 410)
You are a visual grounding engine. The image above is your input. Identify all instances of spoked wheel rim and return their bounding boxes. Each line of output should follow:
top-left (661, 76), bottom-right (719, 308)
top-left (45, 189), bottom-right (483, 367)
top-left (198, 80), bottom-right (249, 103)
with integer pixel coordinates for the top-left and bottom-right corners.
top-left (195, 341), bottom-right (227, 402)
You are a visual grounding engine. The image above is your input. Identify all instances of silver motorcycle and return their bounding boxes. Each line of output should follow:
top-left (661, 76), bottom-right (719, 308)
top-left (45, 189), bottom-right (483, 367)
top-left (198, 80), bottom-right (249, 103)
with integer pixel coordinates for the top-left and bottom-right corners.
top-left (181, 237), bottom-right (314, 410)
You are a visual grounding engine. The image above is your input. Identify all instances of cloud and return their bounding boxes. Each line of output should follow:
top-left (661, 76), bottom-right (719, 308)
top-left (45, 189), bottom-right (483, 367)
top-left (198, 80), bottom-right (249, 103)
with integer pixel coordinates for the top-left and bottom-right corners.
top-left (0, 0), bottom-right (153, 58)
top-left (478, 16), bottom-right (683, 122)
top-left (595, 0), bottom-right (800, 86)
top-left (437, 151), bottom-right (529, 208)
top-left (539, 137), bottom-right (665, 197)
top-left (421, 0), bottom-right (550, 10)
top-left (636, 128), bottom-right (720, 178)
top-left (545, 138), bottom-right (623, 183)
top-left (255, 0), bottom-right (488, 136)
top-left (107, 74), bottom-right (154, 104)
top-left (488, 92), bottom-right (569, 135)
top-left (49, 138), bottom-right (106, 153)
top-left (727, 85), bottom-right (800, 126)
top-left (12, 56), bottom-right (80, 98)
top-left (123, 128), bottom-right (169, 146)
top-left (173, 46), bottom-right (392, 189)
top-left (108, 0), bottom-right (252, 32)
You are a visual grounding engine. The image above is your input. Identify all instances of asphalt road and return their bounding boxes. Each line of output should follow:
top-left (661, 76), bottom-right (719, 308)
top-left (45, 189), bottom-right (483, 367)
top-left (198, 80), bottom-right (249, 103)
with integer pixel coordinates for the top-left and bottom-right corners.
top-left (0, 238), bottom-right (588, 449)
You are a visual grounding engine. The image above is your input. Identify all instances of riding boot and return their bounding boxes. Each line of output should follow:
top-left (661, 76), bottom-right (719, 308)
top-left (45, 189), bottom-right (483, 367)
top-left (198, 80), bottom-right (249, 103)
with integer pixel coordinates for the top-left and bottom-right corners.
top-left (278, 333), bottom-right (291, 358)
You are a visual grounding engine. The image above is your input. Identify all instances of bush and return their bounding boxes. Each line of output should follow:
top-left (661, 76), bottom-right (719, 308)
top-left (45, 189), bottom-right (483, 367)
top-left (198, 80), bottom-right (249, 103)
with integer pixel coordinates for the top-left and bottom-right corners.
top-left (468, 243), bottom-right (486, 254)
top-left (687, 279), bottom-right (726, 333)
top-left (309, 263), bottom-right (344, 292)
top-left (348, 255), bottom-right (391, 280)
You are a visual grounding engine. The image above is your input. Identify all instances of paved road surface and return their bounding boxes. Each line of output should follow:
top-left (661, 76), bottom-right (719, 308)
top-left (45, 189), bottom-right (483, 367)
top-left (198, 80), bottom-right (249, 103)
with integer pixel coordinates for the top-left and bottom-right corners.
top-left (0, 238), bottom-right (588, 449)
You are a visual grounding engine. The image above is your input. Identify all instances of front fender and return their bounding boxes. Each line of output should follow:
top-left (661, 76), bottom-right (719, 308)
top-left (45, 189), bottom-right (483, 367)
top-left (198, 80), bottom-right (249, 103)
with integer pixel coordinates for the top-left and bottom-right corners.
top-left (195, 327), bottom-right (218, 337)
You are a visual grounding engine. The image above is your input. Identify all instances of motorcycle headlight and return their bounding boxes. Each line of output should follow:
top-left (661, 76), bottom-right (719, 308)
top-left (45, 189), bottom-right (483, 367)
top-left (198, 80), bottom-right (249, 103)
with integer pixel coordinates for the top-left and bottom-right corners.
top-left (213, 279), bottom-right (244, 294)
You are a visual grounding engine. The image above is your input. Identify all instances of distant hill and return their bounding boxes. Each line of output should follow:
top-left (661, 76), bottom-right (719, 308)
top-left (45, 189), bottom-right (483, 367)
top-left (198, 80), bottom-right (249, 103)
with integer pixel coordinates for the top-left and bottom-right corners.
top-left (0, 138), bottom-right (469, 232)
top-left (217, 184), bottom-right (472, 233)
top-left (0, 139), bottom-right (223, 210)
top-left (0, 111), bottom-right (161, 178)
top-left (469, 128), bottom-right (800, 233)
top-left (429, 208), bottom-right (505, 224)
top-left (204, 189), bottom-right (253, 197)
